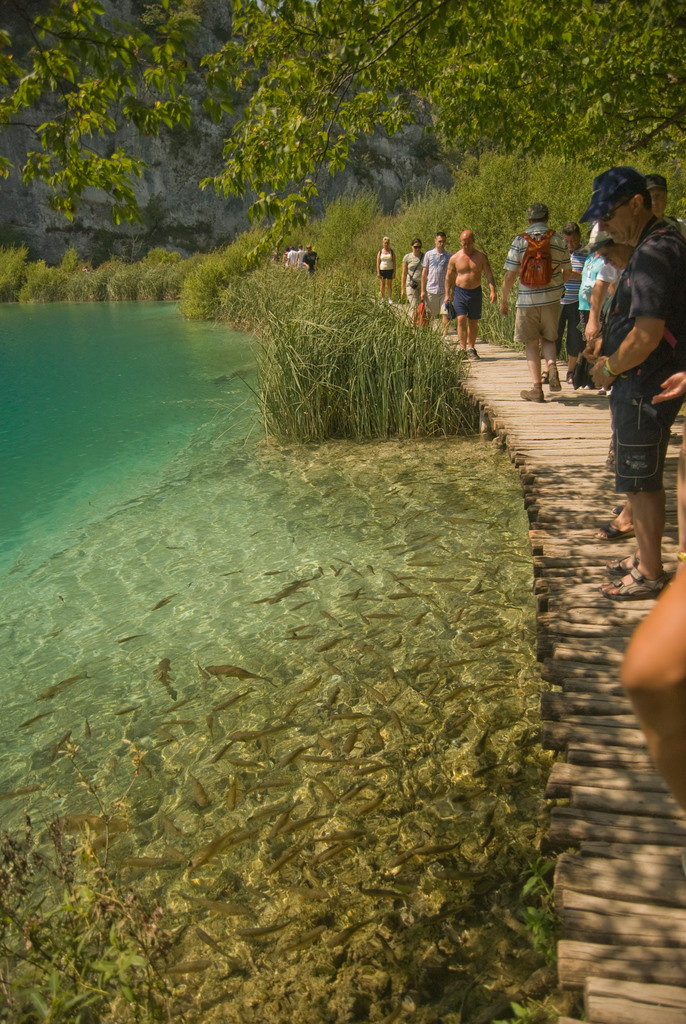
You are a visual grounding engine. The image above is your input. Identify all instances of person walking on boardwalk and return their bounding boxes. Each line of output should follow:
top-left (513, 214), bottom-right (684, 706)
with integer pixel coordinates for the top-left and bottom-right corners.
top-left (499, 203), bottom-right (572, 402)
top-left (420, 231), bottom-right (452, 326)
top-left (401, 238), bottom-right (424, 316)
top-left (583, 166), bottom-right (686, 601)
top-left (444, 230), bottom-right (497, 359)
top-left (556, 222), bottom-right (586, 383)
top-left (377, 237), bottom-right (396, 302)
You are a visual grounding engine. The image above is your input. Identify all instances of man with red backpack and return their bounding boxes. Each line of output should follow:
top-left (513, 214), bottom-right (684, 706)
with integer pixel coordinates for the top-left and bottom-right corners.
top-left (500, 202), bottom-right (572, 402)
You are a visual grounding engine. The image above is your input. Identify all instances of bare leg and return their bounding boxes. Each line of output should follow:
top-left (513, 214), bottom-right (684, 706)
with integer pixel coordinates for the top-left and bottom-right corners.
top-left (456, 315), bottom-right (468, 350)
top-left (603, 489), bottom-right (665, 590)
top-left (541, 337), bottom-right (557, 372)
top-left (525, 341), bottom-right (543, 384)
top-left (622, 569), bottom-right (686, 811)
top-left (467, 319), bottom-right (479, 349)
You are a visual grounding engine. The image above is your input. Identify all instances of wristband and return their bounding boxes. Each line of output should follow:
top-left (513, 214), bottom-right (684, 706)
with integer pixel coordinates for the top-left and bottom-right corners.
top-left (602, 359), bottom-right (618, 378)
top-left (678, 551), bottom-right (686, 563)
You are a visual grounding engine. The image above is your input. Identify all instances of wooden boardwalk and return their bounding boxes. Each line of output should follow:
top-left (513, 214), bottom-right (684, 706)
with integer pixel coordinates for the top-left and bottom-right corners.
top-left (460, 342), bottom-right (686, 1024)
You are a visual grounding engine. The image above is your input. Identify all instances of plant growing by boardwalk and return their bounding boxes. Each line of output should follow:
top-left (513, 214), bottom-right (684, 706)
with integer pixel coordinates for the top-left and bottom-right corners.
top-left (258, 291), bottom-right (477, 442)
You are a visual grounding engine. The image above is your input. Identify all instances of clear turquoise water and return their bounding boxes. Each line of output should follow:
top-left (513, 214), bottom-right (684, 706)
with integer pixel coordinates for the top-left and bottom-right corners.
top-left (0, 303), bottom-right (549, 1022)
top-left (0, 302), bottom-right (256, 575)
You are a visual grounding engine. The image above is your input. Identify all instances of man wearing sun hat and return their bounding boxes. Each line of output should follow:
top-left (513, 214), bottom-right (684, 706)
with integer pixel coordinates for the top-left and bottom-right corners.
top-left (582, 166), bottom-right (686, 600)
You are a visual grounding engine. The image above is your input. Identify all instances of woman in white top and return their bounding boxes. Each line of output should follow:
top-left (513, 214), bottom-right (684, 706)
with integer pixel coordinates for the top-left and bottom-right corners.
top-left (376, 236), bottom-right (396, 302)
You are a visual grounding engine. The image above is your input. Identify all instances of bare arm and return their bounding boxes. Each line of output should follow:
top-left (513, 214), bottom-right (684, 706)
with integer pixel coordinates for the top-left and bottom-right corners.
top-left (420, 265), bottom-right (428, 300)
top-left (376, 251), bottom-right (381, 277)
top-left (483, 255), bottom-right (497, 301)
top-left (444, 258), bottom-right (456, 301)
top-left (499, 269), bottom-right (518, 315)
top-left (584, 278), bottom-right (610, 348)
top-left (622, 567), bottom-right (686, 811)
top-left (401, 259), bottom-right (408, 295)
top-left (591, 316), bottom-right (664, 387)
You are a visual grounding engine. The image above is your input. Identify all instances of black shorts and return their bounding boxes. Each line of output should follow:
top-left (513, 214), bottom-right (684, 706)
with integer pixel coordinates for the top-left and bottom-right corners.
top-left (379, 269), bottom-right (394, 280)
top-left (611, 389), bottom-right (682, 492)
top-left (453, 285), bottom-right (483, 320)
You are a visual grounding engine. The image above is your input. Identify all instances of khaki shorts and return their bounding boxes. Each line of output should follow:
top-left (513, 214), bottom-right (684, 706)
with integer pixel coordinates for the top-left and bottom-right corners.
top-left (514, 302), bottom-right (561, 345)
top-left (424, 292), bottom-right (442, 318)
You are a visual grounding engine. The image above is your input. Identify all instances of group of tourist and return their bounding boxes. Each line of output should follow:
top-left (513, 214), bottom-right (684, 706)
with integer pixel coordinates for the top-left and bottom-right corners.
top-left (377, 229), bottom-right (497, 359)
top-left (279, 243), bottom-right (318, 275)
top-left (381, 169), bottom-right (686, 819)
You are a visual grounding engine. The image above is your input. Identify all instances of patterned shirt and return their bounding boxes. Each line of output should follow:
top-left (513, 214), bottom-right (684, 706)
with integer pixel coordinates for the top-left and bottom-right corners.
top-left (561, 248), bottom-right (587, 305)
top-left (503, 221), bottom-right (571, 307)
top-left (422, 247), bottom-right (452, 294)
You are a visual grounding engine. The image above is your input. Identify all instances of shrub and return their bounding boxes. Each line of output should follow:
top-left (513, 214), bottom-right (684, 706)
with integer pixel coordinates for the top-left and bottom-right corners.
top-left (0, 244), bottom-right (28, 301)
top-left (257, 289), bottom-right (477, 442)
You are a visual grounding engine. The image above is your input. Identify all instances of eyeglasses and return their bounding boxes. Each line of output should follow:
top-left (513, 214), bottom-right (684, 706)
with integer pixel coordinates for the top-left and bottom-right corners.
top-left (412, 243), bottom-right (421, 248)
top-left (602, 197), bottom-right (631, 222)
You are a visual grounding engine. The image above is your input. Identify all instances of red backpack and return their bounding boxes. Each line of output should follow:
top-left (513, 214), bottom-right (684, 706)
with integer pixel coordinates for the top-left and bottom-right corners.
top-left (519, 229), bottom-right (554, 287)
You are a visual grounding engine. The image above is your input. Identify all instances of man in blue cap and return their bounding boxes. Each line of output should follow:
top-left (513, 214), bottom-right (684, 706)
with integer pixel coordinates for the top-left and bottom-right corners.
top-left (582, 166), bottom-right (686, 600)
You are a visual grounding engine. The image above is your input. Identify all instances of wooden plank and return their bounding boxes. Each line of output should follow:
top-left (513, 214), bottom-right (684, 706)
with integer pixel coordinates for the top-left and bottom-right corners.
top-left (554, 853), bottom-right (686, 909)
top-left (569, 785), bottom-right (684, 819)
top-left (565, 745), bottom-right (654, 769)
top-left (540, 691), bottom-right (634, 720)
top-left (542, 720), bottom-right (644, 752)
top-left (551, 643), bottom-right (625, 665)
top-left (586, 978), bottom-right (686, 1015)
top-left (558, 940), bottom-right (686, 988)
top-left (562, 890), bottom-right (686, 947)
top-left (550, 807), bottom-right (686, 847)
top-left (545, 762), bottom-right (667, 799)
top-left (579, 842), bottom-right (685, 864)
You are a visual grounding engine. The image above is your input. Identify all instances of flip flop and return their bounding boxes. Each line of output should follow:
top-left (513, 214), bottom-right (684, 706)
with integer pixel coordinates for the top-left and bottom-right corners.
top-left (597, 521), bottom-right (635, 541)
top-left (601, 566), bottom-right (669, 601)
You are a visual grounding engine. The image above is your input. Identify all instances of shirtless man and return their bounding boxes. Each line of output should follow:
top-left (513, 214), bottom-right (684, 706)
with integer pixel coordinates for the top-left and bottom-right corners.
top-left (444, 230), bottom-right (497, 358)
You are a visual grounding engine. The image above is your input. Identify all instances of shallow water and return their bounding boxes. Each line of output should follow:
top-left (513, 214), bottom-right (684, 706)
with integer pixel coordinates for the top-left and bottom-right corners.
top-left (0, 304), bottom-right (551, 1023)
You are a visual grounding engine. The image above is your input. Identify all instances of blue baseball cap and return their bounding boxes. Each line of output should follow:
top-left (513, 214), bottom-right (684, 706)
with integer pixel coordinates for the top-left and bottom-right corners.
top-left (580, 166), bottom-right (647, 222)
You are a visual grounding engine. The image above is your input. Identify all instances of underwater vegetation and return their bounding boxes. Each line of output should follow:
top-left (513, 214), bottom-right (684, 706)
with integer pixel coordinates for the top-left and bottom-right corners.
top-left (0, 440), bottom-right (556, 1022)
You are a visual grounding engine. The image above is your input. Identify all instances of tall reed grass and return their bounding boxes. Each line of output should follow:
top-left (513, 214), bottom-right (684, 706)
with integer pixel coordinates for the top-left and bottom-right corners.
top-left (257, 289), bottom-right (477, 442)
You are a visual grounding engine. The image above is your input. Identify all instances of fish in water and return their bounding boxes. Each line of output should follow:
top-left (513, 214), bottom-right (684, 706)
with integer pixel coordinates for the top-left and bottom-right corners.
top-left (116, 634), bottom-right (145, 644)
top-left (326, 919), bottom-right (373, 948)
top-left (50, 730), bottom-right (72, 762)
top-left (35, 672), bottom-right (88, 702)
top-left (229, 723), bottom-right (291, 743)
top-left (18, 711), bottom-right (53, 729)
top-left (252, 574), bottom-right (319, 606)
top-left (192, 776), bottom-right (210, 808)
top-left (156, 658), bottom-right (178, 701)
top-left (227, 777), bottom-right (238, 811)
top-left (151, 594), bottom-right (178, 611)
top-left (187, 897), bottom-right (251, 917)
top-left (211, 689), bottom-right (253, 713)
top-left (0, 784), bottom-right (42, 802)
top-left (204, 664), bottom-right (268, 681)
top-left (282, 924), bottom-right (326, 952)
top-left (164, 960), bottom-right (212, 976)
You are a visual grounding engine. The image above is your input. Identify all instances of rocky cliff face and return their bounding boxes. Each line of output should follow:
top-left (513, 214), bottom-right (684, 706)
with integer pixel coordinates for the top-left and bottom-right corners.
top-left (0, 2), bottom-right (451, 264)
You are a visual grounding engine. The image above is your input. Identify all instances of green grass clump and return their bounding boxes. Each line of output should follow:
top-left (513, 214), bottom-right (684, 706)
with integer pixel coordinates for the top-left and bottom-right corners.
top-left (258, 289), bottom-right (477, 442)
